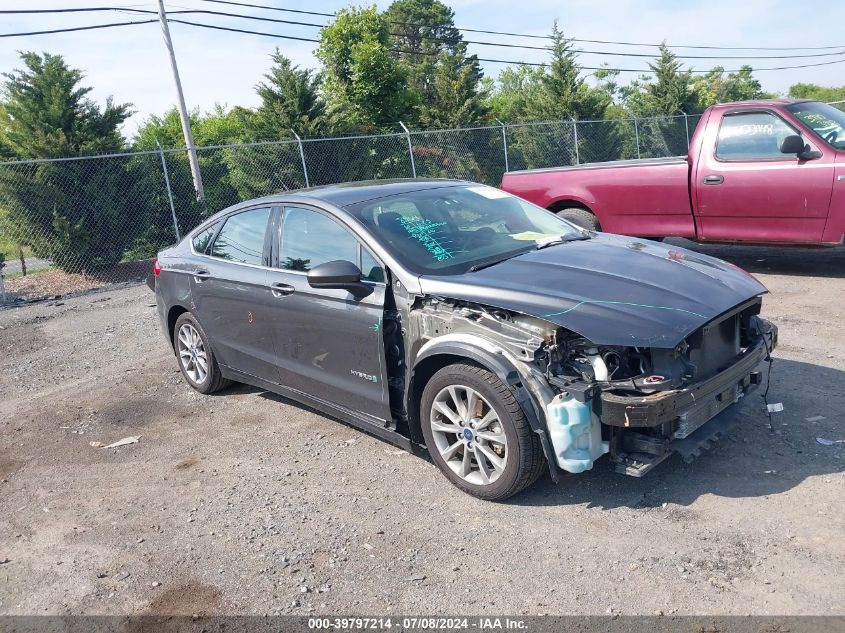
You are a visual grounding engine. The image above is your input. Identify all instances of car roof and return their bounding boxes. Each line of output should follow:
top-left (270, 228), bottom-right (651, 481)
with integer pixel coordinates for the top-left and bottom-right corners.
top-left (238, 178), bottom-right (471, 209)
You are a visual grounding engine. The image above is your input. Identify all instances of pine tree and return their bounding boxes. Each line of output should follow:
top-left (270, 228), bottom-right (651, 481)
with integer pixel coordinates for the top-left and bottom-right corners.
top-left (629, 44), bottom-right (698, 116)
top-left (1, 52), bottom-right (130, 158)
top-left (386, 0), bottom-right (485, 127)
top-left (252, 49), bottom-right (325, 138)
top-left (0, 52), bottom-right (144, 272)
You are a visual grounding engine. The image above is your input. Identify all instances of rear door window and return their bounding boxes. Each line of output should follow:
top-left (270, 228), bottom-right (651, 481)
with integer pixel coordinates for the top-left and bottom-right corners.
top-left (209, 208), bottom-right (271, 265)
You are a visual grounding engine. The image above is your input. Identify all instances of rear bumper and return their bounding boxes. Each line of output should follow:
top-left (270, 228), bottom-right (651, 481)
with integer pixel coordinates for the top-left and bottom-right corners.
top-left (599, 317), bottom-right (777, 430)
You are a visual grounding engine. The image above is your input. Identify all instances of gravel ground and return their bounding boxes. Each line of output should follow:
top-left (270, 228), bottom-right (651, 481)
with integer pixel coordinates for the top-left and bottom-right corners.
top-left (0, 240), bottom-right (843, 616)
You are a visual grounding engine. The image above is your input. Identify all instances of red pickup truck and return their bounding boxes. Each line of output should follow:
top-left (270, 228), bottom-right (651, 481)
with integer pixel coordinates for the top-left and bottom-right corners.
top-left (501, 99), bottom-right (845, 246)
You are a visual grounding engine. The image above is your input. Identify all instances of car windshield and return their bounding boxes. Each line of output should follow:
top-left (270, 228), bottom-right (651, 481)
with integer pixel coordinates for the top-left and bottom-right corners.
top-left (345, 184), bottom-right (585, 275)
top-left (787, 101), bottom-right (845, 150)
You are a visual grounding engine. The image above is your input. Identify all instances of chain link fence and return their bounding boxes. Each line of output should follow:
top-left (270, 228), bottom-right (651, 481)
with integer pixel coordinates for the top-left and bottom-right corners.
top-left (0, 107), bottom-right (832, 302)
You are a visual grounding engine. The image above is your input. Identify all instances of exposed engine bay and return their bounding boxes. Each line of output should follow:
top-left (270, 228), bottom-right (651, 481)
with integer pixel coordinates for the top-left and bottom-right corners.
top-left (408, 295), bottom-right (778, 479)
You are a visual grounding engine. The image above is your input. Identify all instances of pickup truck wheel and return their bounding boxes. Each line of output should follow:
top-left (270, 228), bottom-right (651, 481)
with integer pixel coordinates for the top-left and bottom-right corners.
top-left (421, 363), bottom-right (545, 501)
top-left (173, 312), bottom-right (232, 394)
top-left (555, 207), bottom-right (600, 231)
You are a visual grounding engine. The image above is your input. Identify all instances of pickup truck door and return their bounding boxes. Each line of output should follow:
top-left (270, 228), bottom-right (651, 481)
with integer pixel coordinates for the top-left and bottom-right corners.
top-left (692, 109), bottom-right (835, 243)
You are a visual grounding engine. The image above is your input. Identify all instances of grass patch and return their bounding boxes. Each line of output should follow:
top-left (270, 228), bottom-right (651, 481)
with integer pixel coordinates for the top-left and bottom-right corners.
top-left (0, 239), bottom-right (32, 262)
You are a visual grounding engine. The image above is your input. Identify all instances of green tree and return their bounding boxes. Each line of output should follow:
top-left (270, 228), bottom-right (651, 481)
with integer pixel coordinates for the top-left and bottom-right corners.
top-left (483, 65), bottom-right (547, 122)
top-left (527, 22), bottom-right (609, 121)
top-left (250, 49), bottom-right (325, 139)
top-left (622, 45), bottom-right (699, 158)
top-left (386, 0), bottom-right (485, 127)
top-left (0, 52), bottom-right (143, 273)
top-left (317, 5), bottom-right (415, 130)
top-left (133, 105), bottom-right (249, 244)
top-left (693, 65), bottom-right (771, 109)
top-left (626, 44), bottom-right (698, 116)
top-left (221, 50), bottom-right (326, 198)
top-left (510, 23), bottom-right (613, 167)
top-left (788, 83), bottom-right (845, 102)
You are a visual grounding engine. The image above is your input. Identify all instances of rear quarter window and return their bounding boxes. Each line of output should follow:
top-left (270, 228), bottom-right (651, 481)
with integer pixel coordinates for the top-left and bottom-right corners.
top-left (191, 221), bottom-right (220, 254)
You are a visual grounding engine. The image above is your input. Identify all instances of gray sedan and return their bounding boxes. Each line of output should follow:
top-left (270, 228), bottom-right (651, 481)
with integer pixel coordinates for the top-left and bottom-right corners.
top-left (152, 180), bottom-right (776, 500)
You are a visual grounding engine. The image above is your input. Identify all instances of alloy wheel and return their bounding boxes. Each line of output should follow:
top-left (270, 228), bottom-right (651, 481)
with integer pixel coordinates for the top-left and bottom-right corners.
top-left (429, 384), bottom-right (508, 485)
top-left (177, 323), bottom-right (208, 384)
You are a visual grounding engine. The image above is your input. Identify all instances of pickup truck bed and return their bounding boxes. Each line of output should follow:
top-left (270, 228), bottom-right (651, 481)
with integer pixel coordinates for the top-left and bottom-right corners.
top-left (503, 156), bottom-right (697, 239)
top-left (501, 99), bottom-right (845, 246)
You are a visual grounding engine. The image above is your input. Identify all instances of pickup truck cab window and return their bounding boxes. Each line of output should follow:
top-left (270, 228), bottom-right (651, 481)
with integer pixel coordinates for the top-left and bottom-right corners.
top-left (209, 207), bottom-right (271, 265)
top-left (715, 111), bottom-right (798, 161)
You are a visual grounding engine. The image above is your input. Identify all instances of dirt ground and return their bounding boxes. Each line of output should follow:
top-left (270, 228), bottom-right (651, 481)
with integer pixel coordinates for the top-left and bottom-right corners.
top-left (1, 239), bottom-right (843, 616)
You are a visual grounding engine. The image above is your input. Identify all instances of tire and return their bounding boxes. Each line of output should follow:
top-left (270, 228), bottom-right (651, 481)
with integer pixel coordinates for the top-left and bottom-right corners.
top-left (555, 206), bottom-right (600, 231)
top-left (173, 312), bottom-right (232, 394)
top-left (420, 363), bottom-right (545, 501)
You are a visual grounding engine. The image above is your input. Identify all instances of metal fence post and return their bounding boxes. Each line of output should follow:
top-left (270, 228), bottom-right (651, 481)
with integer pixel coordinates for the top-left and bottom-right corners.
top-left (290, 130), bottom-right (309, 188)
top-left (156, 139), bottom-right (181, 242)
top-left (399, 121), bottom-right (416, 178)
top-left (572, 119), bottom-right (580, 165)
top-left (633, 118), bottom-right (641, 159)
top-left (495, 118), bottom-right (510, 173)
top-left (683, 113), bottom-right (691, 149)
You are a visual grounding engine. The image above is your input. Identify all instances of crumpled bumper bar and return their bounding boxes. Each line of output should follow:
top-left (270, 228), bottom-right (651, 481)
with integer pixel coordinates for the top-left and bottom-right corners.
top-left (599, 318), bottom-right (777, 429)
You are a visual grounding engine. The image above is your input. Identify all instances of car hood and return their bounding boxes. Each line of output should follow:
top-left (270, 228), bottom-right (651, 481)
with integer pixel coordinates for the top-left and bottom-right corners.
top-left (418, 234), bottom-right (767, 348)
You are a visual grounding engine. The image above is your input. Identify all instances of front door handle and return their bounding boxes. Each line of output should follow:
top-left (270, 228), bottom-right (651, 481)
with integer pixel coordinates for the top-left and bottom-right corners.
top-left (703, 175), bottom-right (724, 185)
top-left (269, 282), bottom-right (295, 297)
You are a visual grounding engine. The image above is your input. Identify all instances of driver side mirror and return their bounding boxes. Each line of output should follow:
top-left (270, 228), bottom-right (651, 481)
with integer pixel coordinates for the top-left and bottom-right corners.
top-left (307, 259), bottom-right (363, 290)
top-left (779, 134), bottom-right (806, 155)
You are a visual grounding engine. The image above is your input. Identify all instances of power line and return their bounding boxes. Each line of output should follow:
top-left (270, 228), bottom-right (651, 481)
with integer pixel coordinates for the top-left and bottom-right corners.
top-left (167, 18), bottom-right (319, 43)
top-left (166, 18), bottom-right (845, 73)
top-left (194, 0), bottom-right (845, 52)
top-left (0, 19), bottom-right (157, 38)
top-left (3, 14), bottom-right (842, 73)
top-left (7, 5), bottom-right (845, 61)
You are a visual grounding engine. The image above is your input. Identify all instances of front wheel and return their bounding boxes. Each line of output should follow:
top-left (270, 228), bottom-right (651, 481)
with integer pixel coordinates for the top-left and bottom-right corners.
top-left (420, 363), bottom-right (545, 501)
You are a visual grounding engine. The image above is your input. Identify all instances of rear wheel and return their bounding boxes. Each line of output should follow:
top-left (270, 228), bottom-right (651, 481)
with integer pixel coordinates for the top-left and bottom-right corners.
top-left (555, 206), bottom-right (600, 231)
top-left (173, 312), bottom-right (231, 394)
top-left (420, 363), bottom-right (545, 501)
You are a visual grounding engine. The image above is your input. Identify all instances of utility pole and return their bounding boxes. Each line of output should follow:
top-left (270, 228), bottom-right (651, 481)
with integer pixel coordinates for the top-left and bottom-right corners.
top-left (156, 0), bottom-right (204, 201)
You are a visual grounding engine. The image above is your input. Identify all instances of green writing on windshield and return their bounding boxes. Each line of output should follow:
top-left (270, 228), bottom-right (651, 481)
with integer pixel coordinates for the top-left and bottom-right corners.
top-left (398, 216), bottom-right (454, 262)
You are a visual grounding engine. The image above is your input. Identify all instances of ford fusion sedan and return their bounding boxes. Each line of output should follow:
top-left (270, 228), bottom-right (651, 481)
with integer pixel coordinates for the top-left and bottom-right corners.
top-left (152, 180), bottom-right (777, 500)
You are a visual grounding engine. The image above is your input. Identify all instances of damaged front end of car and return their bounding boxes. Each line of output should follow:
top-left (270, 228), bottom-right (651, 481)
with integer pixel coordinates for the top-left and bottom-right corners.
top-left (408, 295), bottom-right (777, 481)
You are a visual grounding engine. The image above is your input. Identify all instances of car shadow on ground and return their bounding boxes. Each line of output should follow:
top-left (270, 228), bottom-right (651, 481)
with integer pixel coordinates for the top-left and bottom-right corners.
top-left (511, 357), bottom-right (845, 509)
top-left (666, 238), bottom-right (845, 279)
top-left (215, 358), bottom-right (844, 509)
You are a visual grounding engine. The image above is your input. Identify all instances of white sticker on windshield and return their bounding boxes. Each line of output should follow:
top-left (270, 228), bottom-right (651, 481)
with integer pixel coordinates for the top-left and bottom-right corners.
top-left (467, 185), bottom-right (510, 199)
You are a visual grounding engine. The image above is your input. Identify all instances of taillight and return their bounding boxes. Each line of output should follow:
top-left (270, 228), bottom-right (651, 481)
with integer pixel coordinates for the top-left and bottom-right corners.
top-left (153, 257), bottom-right (161, 276)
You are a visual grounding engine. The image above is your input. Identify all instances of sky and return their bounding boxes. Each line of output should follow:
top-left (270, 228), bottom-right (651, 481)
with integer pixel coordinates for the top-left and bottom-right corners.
top-left (1, 0), bottom-right (843, 138)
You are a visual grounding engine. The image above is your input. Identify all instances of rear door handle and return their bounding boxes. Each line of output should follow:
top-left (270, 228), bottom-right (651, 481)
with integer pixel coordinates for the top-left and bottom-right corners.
top-left (703, 175), bottom-right (724, 185)
top-left (192, 269), bottom-right (211, 281)
top-left (269, 282), bottom-right (295, 297)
